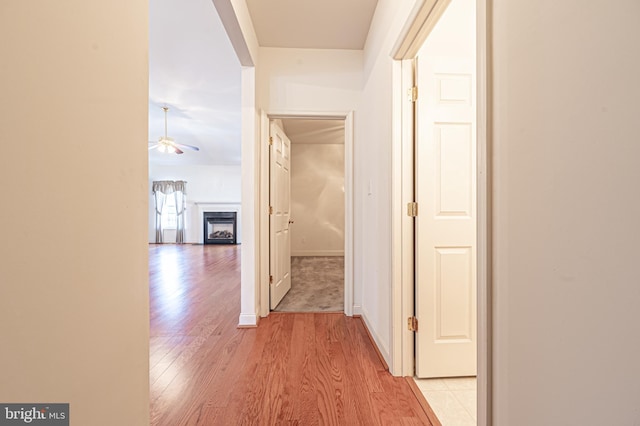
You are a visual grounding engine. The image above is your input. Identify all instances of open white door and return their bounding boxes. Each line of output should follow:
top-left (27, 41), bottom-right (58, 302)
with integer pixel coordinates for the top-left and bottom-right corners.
top-left (415, 0), bottom-right (477, 378)
top-left (269, 122), bottom-right (292, 309)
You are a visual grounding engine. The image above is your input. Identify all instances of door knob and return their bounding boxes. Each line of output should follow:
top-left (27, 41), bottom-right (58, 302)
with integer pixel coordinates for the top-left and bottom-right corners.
top-left (288, 219), bottom-right (295, 224)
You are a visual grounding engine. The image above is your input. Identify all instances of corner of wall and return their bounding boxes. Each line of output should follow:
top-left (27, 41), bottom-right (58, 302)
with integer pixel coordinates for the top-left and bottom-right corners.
top-left (353, 304), bottom-right (363, 316)
top-left (238, 312), bottom-right (259, 327)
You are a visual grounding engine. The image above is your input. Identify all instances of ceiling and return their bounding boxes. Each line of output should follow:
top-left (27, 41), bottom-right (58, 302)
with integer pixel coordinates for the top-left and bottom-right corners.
top-left (149, 0), bottom-right (241, 166)
top-left (149, 0), bottom-right (377, 167)
top-left (281, 119), bottom-right (344, 144)
top-left (246, 0), bottom-right (378, 50)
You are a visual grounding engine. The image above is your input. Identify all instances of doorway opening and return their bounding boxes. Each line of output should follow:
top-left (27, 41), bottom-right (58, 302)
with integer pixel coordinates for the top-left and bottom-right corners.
top-left (412, 0), bottom-right (478, 424)
top-left (392, 0), bottom-right (489, 424)
top-left (259, 111), bottom-right (355, 318)
top-left (270, 118), bottom-right (346, 312)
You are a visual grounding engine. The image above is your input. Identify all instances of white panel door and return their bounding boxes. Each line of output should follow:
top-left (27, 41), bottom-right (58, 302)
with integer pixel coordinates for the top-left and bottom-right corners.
top-left (269, 122), bottom-right (292, 309)
top-left (415, 53), bottom-right (477, 378)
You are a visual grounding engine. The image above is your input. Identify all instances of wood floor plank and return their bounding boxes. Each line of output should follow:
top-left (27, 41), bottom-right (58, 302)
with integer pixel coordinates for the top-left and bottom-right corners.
top-left (338, 317), bottom-right (381, 425)
top-left (286, 313), bottom-right (319, 425)
top-left (149, 245), bottom-right (434, 425)
top-left (194, 329), bottom-right (254, 409)
top-left (345, 316), bottom-right (385, 393)
top-left (160, 331), bottom-right (243, 425)
top-left (214, 324), bottom-right (271, 426)
top-left (149, 335), bottom-right (194, 387)
top-left (314, 314), bottom-right (346, 425)
top-left (373, 371), bottom-right (434, 425)
top-left (257, 314), bottom-right (291, 425)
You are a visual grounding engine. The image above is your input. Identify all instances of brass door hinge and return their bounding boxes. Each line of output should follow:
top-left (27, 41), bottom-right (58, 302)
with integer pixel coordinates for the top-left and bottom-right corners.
top-left (407, 202), bottom-right (418, 217)
top-left (269, 206), bottom-right (273, 215)
top-left (269, 136), bottom-right (273, 146)
top-left (408, 316), bottom-right (418, 332)
top-left (408, 86), bottom-right (418, 102)
top-left (269, 275), bottom-right (273, 284)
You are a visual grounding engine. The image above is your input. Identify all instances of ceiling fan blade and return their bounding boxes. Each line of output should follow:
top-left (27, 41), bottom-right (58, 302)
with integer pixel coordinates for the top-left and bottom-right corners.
top-left (151, 107), bottom-right (200, 154)
top-left (175, 142), bottom-right (200, 151)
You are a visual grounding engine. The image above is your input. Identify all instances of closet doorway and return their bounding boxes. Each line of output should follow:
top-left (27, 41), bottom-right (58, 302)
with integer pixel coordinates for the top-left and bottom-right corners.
top-left (269, 118), bottom-right (346, 313)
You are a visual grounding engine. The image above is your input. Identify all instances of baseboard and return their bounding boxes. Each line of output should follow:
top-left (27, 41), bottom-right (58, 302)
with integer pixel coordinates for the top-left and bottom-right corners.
top-left (360, 310), bottom-right (391, 371)
top-left (352, 304), bottom-right (363, 316)
top-left (237, 313), bottom-right (259, 328)
top-left (291, 250), bottom-right (345, 257)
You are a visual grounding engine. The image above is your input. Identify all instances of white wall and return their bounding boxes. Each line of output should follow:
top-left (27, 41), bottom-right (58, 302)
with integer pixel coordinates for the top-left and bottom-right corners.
top-left (148, 164), bottom-right (241, 243)
top-left (356, 0), bottom-right (419, 366)
top-left (356, 57), bottom-right (394, 360)
top-left (257, 47), bottom-right (363, 111)
top-left (257, 47), bottom-right (363, 317)
top-left (213, 0), bottom-right (261, 326)
top-left (0, 1), bottom-right (149, 425)
top-left (492, 1), bottom-right (640, 424)
top-left (240, 65), bottom-right (261, 326)
top-left (291, 144), bottom-right (345, 256)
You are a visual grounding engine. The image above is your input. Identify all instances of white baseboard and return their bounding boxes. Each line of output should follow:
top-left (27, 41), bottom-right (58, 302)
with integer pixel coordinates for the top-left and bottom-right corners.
top-left (237, 313), bottom-right (258, 327)
top-left (361, 309), bottom-right (392, 368)
top-left (291, 250), bottom-right (345, 257)
top-left (352, 304), bottom-right (363, 316)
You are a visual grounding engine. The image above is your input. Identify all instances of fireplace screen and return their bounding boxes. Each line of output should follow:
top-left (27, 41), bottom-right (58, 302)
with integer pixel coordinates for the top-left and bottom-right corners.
top-left (203, 212), bottom-right (237, 244)
top-left (208, 222), bottom-right (234, 240)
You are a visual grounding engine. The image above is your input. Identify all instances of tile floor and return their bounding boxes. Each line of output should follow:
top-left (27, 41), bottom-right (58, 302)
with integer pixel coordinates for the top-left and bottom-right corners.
top-left (414, 376), bottom-right (476, 426)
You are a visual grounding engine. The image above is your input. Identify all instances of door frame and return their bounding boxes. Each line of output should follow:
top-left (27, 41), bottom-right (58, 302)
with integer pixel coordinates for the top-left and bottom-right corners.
top-left (390, 0), bottom-right (491, 425)
top-left (259, 110), bottom-right (355, 317)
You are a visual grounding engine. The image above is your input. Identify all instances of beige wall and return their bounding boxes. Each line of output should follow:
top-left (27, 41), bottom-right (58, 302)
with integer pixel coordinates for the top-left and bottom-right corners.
top-left (492, 1), bottom-right (640, 424)
top-left (291, 144), bottom-right (345, 256)
top-left (0, 1), bottom-right (149, 425)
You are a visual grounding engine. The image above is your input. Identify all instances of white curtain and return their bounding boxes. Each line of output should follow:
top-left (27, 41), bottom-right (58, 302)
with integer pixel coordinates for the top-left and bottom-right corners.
top-left (174, 181), bottom-right (187, 243)
top-left (153, 189), bottom-right (167, 243)
top-left (152, 180), bottom-right (187, 244)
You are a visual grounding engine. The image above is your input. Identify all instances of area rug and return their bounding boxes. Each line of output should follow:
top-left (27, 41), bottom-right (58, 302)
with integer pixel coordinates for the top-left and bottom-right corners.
top-left (273, 256), bottom-right (344, 312)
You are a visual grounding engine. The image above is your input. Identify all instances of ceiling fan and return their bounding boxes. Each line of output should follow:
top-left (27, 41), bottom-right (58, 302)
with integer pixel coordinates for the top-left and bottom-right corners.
top-left (148, 106), bottom-right (200, 154)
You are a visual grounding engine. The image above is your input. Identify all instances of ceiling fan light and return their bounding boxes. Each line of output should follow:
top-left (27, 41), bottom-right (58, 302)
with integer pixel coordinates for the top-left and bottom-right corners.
top-left (152, 106), bottom-right (199, 155)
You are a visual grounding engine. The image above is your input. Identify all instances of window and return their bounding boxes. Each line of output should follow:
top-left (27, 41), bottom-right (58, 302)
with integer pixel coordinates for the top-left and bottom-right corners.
top-left (162, 195), bottom-right (177, 229)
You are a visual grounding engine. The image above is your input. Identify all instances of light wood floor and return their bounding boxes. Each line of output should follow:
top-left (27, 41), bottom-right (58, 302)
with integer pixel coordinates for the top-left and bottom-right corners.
top-left (150, 244), bottom-right (436, 425)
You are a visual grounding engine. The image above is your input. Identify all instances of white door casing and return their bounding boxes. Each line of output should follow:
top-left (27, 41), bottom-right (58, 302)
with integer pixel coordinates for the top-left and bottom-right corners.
top-left (260, 111), bottom-right (355, 318)
top-left (415, 52), bottom-right (477, 378)
top-left (269, 122), bottom-right (292, 309)
top-left (391, 0), bottom-right (490, 423)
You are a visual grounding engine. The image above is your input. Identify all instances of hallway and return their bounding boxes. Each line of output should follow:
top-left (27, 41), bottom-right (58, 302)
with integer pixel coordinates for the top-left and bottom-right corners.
top-left (149, 244), bottom-right (436, 425)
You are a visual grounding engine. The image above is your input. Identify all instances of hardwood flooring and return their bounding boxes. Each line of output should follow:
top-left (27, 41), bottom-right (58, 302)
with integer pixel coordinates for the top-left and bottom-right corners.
top-left (150, 244), bottom-right (435, 425)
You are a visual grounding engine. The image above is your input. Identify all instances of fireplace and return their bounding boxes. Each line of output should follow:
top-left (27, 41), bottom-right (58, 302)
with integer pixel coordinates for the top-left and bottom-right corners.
top-left (203, 212), bottom-right (237, 244)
